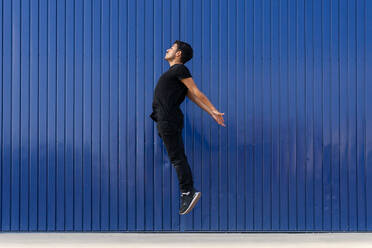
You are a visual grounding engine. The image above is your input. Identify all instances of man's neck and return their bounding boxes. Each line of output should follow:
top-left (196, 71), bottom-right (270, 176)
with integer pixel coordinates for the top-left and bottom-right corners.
top-left (169, 61), bottom-right (183, 67)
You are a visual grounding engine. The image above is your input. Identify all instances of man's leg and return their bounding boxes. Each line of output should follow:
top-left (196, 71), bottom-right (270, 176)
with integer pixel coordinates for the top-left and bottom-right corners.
top-left (156, 120), bottom-right (201, 215)
top-left (157, 121), bottom-right (194, 193)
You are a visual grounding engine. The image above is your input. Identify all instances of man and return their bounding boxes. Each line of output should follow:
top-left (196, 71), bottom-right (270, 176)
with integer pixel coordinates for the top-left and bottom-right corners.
top-left (150, 40), bottom-right (226, 215)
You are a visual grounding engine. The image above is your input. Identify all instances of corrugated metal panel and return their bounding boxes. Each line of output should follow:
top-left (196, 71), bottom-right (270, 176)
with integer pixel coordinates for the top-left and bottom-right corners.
top-left (0, 0), bottom-right (371, 232)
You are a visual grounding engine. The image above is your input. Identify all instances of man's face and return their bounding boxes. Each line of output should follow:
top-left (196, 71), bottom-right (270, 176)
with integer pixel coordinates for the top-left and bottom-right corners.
top-left (164, 43), bottom-right (181, 61)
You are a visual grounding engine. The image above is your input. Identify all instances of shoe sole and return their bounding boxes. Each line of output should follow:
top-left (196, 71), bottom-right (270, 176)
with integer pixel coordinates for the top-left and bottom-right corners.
top-left (180, 192), bottom-right (201, 215)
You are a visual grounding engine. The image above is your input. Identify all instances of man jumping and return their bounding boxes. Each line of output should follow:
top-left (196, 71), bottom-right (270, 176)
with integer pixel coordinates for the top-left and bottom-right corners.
top-left (150, 40), bottom-right (226, 215)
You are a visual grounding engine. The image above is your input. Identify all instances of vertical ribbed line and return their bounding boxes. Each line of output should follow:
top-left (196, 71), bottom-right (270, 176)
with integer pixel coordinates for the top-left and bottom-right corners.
top-left (329, 0), bottom-right (333, 229)
top-left (291, 0), bottom-right (296, 229)
top-left (363, 0), bottom-right (367, 228)
top-left (179, 3), bottom-right (182, 225)
top-left (243, 0), bottom-right (246, 229)
top-left (63, 0), bottom-right (66, 230)
top-left (269, 0), bottom-right (272, 229)
top-left (312, 0), bottom-right (316, 229)
top-left (346, 0), bottom-right (350, 229)
top-left (143, 0), bottom-right (146, 230)
top-left (354, 0), bottom-right (357, 229)
top-left (55, 0), bottom-right (58, 230)
top-left (278, 0), bottom-right (281, 229)
top-left (209, 0), bottom-right (212, 230)
top-left (278, 0), bottom-right (284, 228)
top-left (0, 0), bottom-right (3, 230)
top-left (72, 0), bottom-right (76, 229)
top-left (252, 0), bottom-right (255, 229)
top-left (54, 0), bottom-right (58, 231)
top-left (217, 0), bottom-right (221, 229)
top-left (19, 0), bottom-right (22, 229)
top-left (311, 1), bottom-right (315, 229)
top-left (81, 0), bottom-right (85, 228)
top-left (117, 0), bottom-right (121, 230)
top-left (190, 0), bottom-right (194, 228)
top-left (338, 0), bottom-right (341, 230)
top-left (223, 0), bottom-right (228, 229)
top-left (191, 0), bottom-right (195, 227)
top-left (234, 0), bottom-right (237, 229)
top-left (133, 0), bottom-right (136, 230)
top-left (46, 0), bottom-right (49, 229)
top-left (90, 0), bottom-right (93, 229)
top-left (304, 0), bottom-right (307, 229)
top-left (152, 0), bottom-right (155, 230)
top-left (54, 0), bottom-right (58, 229)
top-left (125, 0), bottom-right (128, 229)
top-left (260, 0), bottom-right (264, 227)
top-left (108, 0), bottom-right (111, 228)
top-left (354, 1), bottom-right (359, 230)
top-left (288, 0), bottom-right (292, 230)
top-left (0, 0), bottom-right (3, 232)
top-left (117, 0), bottom-right (120, 230)
top-left (169, 0), bottom-right (172, 229)
top-left (311, 0), bottom-right (315, 229)
top-left (320, 0), bottom-right (324, 229)
top-left (161, 0), bottom-right (164, 229)
top-left (36, 0), bottom-right (40, 228)
top-left (99, 0), bottom-right (102, 229)
top-left (294, 0), bottom-right (298, 229)
top-left (10, 0), bottom-right (13, 229)
top-left (290, 0), bottom-right (294, 228)
top-left (28, 0), bottom-right (31, 230)
top-left (224, 0), bottom-right (229, 229)
top-left (286, 0), bottom-right (291, 223)
top-left (286, 0), bottom-right (290, 228)
top-left (200, 0), bottom-right (203, 228)
top-left (235, 0), bottom-right (238, 229)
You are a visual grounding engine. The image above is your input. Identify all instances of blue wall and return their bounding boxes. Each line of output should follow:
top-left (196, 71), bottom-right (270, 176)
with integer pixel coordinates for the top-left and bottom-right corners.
top-left (1, 0), bottom-right (372, 232)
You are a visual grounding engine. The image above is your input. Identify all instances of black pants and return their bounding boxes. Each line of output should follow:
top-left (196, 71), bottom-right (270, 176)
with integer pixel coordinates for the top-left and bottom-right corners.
top-left (156, 120), bottom-right (194, 193)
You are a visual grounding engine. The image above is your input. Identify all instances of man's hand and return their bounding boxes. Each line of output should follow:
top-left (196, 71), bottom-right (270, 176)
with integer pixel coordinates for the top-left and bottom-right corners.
top-left (211, 109), bottom-right (226, 127)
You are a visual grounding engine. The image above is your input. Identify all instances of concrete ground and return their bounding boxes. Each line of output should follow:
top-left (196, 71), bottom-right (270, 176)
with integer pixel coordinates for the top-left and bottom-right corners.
top-left (0, 233), bottom-right (371, 248)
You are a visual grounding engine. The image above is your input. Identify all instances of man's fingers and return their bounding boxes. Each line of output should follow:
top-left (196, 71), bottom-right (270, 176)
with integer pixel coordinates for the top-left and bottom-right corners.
top-left (212, 111), bottom-right (224, 116)
top-left (212, 112), bottom-right (226, 127)
top-left (218, 117), bottom-right (225, 126)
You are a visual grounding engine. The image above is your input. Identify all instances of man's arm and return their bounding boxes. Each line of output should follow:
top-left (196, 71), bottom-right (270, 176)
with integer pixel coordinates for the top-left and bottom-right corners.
top-left (181, 77), bottom-right (226, 127)
top-left (186, 90), bottom-right (213, 115)
top-left (181, 77), bottom-right (217, 112)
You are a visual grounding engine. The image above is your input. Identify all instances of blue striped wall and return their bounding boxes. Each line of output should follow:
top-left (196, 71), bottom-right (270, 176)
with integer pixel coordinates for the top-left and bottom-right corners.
top-left (1, 0), bottom-right (372, 232)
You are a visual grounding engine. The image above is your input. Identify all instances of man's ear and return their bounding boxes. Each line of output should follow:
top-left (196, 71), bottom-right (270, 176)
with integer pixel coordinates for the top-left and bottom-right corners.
top-left (176, 50), bottom-right (182, 57)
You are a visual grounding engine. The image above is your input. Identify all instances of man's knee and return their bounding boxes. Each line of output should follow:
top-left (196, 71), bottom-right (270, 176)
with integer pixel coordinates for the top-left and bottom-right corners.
top-left (168, 150), bottom-right (186, 165)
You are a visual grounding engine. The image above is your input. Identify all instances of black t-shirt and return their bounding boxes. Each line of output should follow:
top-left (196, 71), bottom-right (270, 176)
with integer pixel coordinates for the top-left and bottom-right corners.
top-left (150, 63), bottom-right (192, 125)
